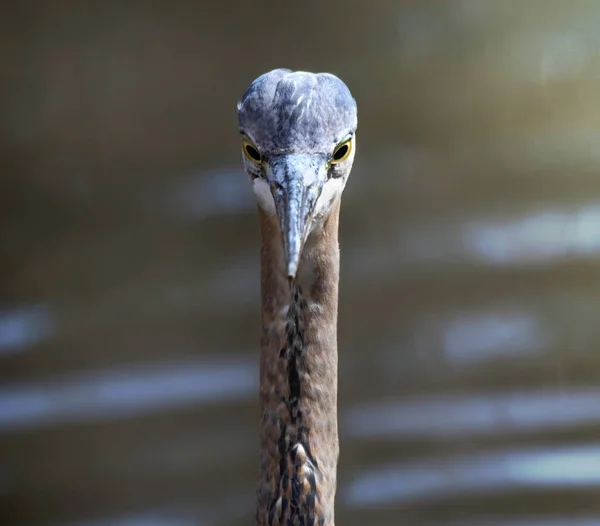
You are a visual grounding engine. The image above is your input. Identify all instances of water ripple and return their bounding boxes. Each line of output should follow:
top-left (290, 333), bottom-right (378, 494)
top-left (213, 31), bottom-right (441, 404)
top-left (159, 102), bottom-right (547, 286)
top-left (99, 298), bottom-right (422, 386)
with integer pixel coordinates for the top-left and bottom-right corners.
top-left (440, 516), bottom-right (600, 526)
top-left (345, 389), bottom-right (600, 439)
top-left (166, 169), bottom-right (253, 220)
top-left (0, 304), bottom-right (54, 355)
top-left (0, 358), bottom-right (257, 432)
top-left (345, 444), bottom-right (600, 507)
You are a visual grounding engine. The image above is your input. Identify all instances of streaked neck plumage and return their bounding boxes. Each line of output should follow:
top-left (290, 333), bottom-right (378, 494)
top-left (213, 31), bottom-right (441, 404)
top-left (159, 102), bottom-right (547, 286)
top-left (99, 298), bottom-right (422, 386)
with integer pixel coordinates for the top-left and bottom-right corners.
top-left (256, 199), bottom-right (341, 526)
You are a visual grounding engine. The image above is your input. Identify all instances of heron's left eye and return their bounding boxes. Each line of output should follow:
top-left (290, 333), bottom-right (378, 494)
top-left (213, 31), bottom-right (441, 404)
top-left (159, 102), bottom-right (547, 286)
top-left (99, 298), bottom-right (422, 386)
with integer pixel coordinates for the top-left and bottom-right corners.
top-left (330, 138), bottom-right (352, 164)
top-left (242, 139), bottom-right (262, 163)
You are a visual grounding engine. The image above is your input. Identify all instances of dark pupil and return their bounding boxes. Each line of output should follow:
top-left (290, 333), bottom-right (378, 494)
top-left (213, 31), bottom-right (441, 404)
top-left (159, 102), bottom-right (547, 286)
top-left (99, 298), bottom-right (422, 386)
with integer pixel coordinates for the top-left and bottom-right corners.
top-left (333, 144), bottom-right (348, 161)
top-left (246, 144), bottom-right (260, 161)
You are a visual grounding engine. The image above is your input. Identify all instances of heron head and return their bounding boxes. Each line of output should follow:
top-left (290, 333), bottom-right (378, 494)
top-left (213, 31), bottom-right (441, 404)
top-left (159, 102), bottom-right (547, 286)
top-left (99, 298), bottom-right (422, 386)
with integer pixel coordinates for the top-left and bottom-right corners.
top-left (237, 69), bottom-right (358, 280)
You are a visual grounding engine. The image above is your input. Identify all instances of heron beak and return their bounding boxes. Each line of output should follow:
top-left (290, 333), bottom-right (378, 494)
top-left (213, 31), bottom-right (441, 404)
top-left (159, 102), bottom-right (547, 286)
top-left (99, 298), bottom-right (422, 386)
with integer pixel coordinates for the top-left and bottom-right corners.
top-left (268, 154), bottom-right (326, 281)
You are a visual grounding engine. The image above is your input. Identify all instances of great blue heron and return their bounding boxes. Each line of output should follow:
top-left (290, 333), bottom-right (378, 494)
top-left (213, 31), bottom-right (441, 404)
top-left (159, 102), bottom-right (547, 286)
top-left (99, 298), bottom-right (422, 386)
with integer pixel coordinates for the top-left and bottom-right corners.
top-left (237, 69), bottom-right (357, 526)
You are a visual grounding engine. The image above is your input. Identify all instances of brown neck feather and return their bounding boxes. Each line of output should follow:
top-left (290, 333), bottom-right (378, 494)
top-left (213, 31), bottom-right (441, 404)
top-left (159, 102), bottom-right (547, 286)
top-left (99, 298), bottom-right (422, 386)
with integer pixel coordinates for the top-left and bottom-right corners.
top-left (256, 199), bottom-right (340, 526)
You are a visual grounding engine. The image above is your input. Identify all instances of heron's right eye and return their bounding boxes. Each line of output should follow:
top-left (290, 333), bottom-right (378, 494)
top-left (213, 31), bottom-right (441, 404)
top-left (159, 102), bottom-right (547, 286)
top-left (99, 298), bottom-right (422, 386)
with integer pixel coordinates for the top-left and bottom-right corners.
top-left (243, 139), bottom-right (262, 164)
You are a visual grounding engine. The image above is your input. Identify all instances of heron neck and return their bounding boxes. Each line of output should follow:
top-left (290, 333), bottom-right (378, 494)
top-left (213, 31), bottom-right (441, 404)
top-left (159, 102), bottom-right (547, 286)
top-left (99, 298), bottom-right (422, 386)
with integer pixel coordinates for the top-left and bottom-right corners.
top-left (256, 200), bottom-right (340, 526)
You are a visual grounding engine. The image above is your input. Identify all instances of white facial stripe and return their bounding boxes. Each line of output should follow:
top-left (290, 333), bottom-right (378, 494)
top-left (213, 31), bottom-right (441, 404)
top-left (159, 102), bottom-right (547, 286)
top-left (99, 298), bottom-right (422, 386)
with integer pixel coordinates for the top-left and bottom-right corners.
top-left (252, 178), bottom-right (276, 215)
top-left (313, 177), bottom-right (344, 221)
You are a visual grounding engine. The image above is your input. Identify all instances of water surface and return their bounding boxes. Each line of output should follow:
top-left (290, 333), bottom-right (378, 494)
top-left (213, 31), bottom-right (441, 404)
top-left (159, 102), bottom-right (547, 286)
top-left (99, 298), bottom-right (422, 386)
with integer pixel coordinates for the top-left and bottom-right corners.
top-left (2, 2), bottom-right (600, 525)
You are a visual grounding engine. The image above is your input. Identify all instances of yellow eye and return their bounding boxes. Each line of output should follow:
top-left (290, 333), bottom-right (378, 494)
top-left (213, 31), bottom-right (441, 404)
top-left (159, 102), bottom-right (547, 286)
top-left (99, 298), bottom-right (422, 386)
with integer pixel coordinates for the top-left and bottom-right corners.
top-left (242, 139), bottom-right (261, 164)
top-left (330, 138), bottom-right (352, 164)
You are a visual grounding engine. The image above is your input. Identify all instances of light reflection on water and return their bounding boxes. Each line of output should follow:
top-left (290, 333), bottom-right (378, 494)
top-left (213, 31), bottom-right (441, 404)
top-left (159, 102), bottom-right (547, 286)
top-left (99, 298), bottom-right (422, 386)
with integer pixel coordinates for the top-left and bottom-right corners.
top-left (0, 305), bottom-right (54, 356)
top-left (387, 203), bottom-right (600, 271)
top-left (344, 389), bottom-right (600, 440)
top-left (435, 310), bottom-right (549, 364)
top-left (442, 518), bottom-right (600, 526)
top-left (464, 204), bottom-right (600, 266)
top-left (0, 358), bottom-right (256, 431)
top-left (60, 496), bottom-right (252, 526)
top-left (347, 203), bottom-right (600, 283)
top-left (161, 168), bottom-right (254, 221)
top-left (67, 515), bottom-right (199, 526)
top-left (345, 445), bottom-right (600, 507)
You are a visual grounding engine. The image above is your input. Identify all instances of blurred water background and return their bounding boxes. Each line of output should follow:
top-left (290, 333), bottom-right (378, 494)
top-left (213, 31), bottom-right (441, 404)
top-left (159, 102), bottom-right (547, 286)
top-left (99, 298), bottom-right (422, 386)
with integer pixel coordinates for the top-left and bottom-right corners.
top-left (2, 1), bottom-right (600, 525)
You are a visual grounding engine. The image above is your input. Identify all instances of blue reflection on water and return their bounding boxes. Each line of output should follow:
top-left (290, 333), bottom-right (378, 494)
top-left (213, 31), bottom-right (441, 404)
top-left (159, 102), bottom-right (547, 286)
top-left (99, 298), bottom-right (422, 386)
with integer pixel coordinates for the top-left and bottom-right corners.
top-left (60, 494), bottom-right (252, 526)
top-left (69, 514), bottom-right (200, 526)
top-left (345, 444), bottom-right (600, 507)
top-left (464, 204), bottom-right (600, 266)
top-left (354, 202), bottom-right (600, 277)
top-left (167, 169), bottom-right (253, 220)
top-left (345, 389), bottom-right (600, 439)
top-left (432, 310), bottom-right (548, 364)
top-left (0, 304), bottom-right (53, 355)
top-left (445, 517), bottom-right (600, 526)
top-left (0, 358), bottom-right (257, 431)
